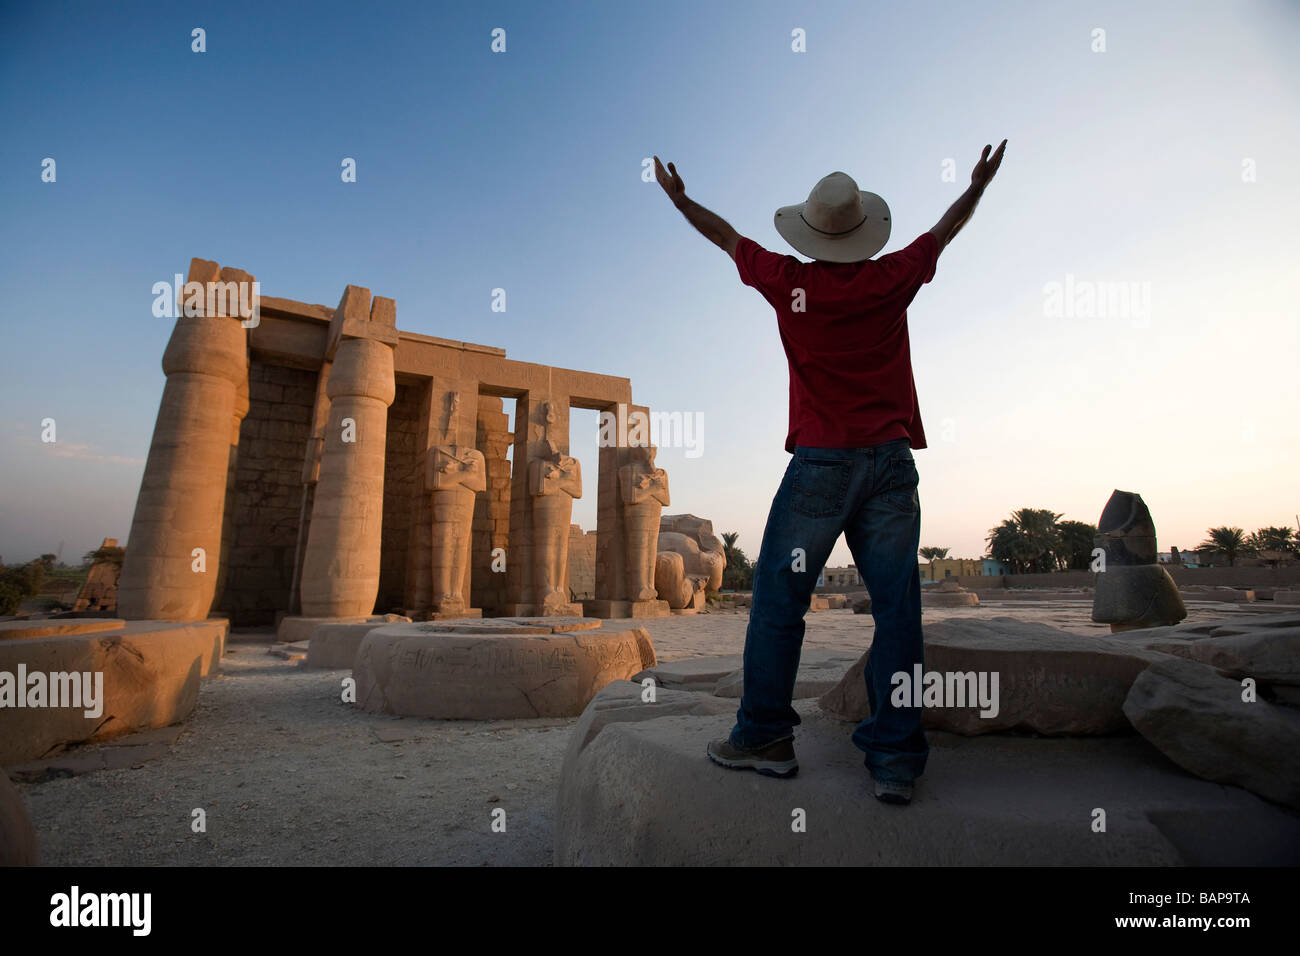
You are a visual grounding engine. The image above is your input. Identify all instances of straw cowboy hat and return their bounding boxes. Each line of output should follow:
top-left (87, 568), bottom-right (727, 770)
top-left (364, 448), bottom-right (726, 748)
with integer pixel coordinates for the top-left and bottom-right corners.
top-left (774, 171), bottom-right (891, 262)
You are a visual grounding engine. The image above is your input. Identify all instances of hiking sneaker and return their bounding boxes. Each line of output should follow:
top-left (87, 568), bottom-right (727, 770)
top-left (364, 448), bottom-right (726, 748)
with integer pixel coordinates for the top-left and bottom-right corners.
top-left (873, 778), bottom-right (913, 805)
top-left (706, 736), bottom-right (798, 779)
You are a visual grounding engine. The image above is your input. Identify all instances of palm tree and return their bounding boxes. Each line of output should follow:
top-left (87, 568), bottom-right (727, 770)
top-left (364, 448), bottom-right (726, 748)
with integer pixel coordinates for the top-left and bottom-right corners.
top-left (918, 546), bottom-right (950, 561)
top-left (1057, 520), bottom-right (1099, 570)
top-left (1198, 527), bottom-right (1246, 567)
top-left (986, 508), bottom-right (1066, 573)
top-left (1245, 526), bottom-right (1296, 557)
top-left (721, 532), bottom-right (753, 590)
top-left (986, 519), bottom-right (1026, 573)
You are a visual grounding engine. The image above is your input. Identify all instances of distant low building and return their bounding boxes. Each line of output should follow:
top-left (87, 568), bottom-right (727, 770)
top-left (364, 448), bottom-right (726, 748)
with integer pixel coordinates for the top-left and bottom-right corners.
top-left (919, 558), bottom-right (984, 581)
top-left (818, 565), bottom-right (863, 588)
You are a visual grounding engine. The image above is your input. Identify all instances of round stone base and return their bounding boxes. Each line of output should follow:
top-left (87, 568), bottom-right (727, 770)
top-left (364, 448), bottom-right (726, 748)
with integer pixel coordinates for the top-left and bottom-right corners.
top-left (353, 619), bottom-right (657, 719)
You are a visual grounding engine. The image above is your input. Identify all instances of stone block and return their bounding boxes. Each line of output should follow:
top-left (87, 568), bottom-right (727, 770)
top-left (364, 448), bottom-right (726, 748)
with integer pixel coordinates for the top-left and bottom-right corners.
top-left (1124, 657), bottom-right (1300, 810)
top-left (713, 650), bottom-right (859, 700)
top-left (553, 688), bottom-right (1300, 866)
top-left (819, 617), bottom-right (1167, 735)
top-left (353, 620), bottom-right (657, 719)
top-left (275, 613), bottom-right (409, 644)
top-left (0, 619), bottom-right (227, 765)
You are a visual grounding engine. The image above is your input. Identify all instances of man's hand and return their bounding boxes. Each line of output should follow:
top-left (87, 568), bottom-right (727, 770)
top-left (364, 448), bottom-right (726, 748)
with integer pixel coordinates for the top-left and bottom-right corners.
top-left (654, 154), bottom-right (740, 259)
top-left (653, 155), bottom-right (686, 206)
top-left (929, 139), bottom-right (1007, 252)
top-left (970, 140), bottom-right (1007, 192)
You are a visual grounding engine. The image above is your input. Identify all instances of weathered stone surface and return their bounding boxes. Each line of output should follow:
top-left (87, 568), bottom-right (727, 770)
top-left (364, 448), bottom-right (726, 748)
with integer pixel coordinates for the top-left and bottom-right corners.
top-left (1108, 611), bottom-right (1300, 645)
top-left (300, 324), bottom-right (397, 617)
top-left (268, 641), bottom-right (308, 661)
top-left (276, 613), bottom-right (408, 645)
top-left (819, 617), bottom-right (1166, 734)
top-left (1091, 490), bottom-right (1186, 630)
top-left (633, 655), bottom-right (743, 689)
top-left (307, 622), bottom-right (395, 669)
top-left (0, 619), bottom-right (225, 765)
top-left (1275, 590), bottom-right (1300, 605)
top-left (0, 619), bottom-right (125, 641)
top-left (653, 550), bottom-right (695, 610)
top-left (354, 620), bottom-right (657, 719)
top-left (1145, 627), bottom-right (1300, 686)
top-left (656, 515), bottom-right (726, 610)
top-left (1180, 586), bottom-right (1255, 603)
top-left (1094, 564), bottom-right (1187, 628)
top-left (922, 579), bottom-right (979, 607)
top-left (309, 614), bottom-right (606, 670)
top-left (581, 598), bottom-right (672, 619)
top-left (555, 691), bottom-right (1300, 866)
top-left (117, 261), bottom-right (252, 622)
top-left (1095, 490), bottom-right (1158, 564)
top-left (713, 650), bottom-right (859, 700)
top-left (558, 679), bottom-right (735, 787)
top-left (72, 538), bottom-right (122, 613)
top-left (0, 772), bottom-right (38, 865)
top-left (7, 726), bottom-right (180, 782)
top-left (852, 596), bottom-right (872, 614)
top-left (1123, 657), bottom-right (1300, 810)
top-left (977, 588), bottom-right (1092, 601)
top-left (808, 596), bottom-right (830, 612)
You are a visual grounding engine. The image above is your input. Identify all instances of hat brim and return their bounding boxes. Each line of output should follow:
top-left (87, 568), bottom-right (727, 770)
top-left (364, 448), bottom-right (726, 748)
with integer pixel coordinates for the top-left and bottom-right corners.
top-left (774, 191), bottom-right (891, 262)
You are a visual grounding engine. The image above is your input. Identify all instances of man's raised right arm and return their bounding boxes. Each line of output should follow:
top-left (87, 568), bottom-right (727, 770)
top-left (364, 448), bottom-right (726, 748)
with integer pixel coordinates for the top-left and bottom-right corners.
top-left (929, 140), bottom-right (1006, 252)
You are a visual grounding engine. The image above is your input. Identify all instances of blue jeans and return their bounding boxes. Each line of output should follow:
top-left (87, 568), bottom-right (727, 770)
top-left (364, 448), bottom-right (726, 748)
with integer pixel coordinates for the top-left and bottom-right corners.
top-left (729, 439), bottom-right (928, 784)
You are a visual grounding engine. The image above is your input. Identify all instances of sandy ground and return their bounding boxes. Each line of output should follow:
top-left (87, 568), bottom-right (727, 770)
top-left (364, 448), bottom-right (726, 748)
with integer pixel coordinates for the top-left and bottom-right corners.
top-left (14, 599), bottom-right (1269, 866)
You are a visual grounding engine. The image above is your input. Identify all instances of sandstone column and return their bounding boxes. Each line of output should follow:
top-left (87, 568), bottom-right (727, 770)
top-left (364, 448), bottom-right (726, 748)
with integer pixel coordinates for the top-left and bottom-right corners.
top-left (298, 286), bottom-right (398, 617)
top-left (212, 372), bottom-right (250, 614)
top-left (118, 259), bottom-right (252, 620)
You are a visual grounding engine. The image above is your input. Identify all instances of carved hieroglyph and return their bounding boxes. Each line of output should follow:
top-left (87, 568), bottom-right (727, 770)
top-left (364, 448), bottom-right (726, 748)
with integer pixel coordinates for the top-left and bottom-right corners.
top-left (619, 445), bottom-right (669, 602)
top-left (528, 438), bottom-right (582, 612)
top-left (427, 444), bottom-right (486, 615)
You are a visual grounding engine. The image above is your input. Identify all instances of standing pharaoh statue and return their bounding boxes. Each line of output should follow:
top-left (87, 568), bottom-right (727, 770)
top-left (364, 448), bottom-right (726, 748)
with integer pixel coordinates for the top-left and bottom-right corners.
top-left (427, 444), bottom-right (486, 616)
top-left (619, 444), bottom-right (670, 602)
top-left (528, 438), bottom-right (582, 612)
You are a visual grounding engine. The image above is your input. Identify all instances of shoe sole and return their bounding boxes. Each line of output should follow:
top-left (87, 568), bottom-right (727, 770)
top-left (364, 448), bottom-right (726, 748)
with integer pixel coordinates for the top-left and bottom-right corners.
top-left (874, 791), bottom-right (911, 805)
top-left (706, 745), bottom-right (798, 779)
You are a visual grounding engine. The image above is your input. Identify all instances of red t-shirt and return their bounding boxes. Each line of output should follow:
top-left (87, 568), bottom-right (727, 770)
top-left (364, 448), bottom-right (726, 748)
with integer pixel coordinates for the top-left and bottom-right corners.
top-left (735, 231), bottom-right (938, 453)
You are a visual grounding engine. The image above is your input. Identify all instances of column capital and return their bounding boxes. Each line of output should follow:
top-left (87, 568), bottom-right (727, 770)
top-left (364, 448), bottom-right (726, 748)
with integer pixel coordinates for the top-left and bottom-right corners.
top-left (326, 285), bottom-right (399, 360)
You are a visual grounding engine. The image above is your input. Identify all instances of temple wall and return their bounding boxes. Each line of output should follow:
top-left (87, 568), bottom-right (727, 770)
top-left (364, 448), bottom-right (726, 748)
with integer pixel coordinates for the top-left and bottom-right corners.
top-left (567, 525), bottom-right (597, 601)
top-left (376, 380), bottom-right (423, 613)
top-left (216, 359), bottom-right (317, 626)
top-left (471, 395), bottom-right (512, 615)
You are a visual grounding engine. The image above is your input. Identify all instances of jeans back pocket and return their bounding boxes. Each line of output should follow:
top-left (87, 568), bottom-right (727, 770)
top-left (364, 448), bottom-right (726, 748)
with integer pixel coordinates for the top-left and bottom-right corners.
top-left (790, 455), bottom-right (852, 518)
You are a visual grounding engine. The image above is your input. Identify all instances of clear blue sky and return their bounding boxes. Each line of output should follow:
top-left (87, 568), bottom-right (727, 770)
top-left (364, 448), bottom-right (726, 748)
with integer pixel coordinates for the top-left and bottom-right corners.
top-left (2, 0), bottom-right (1297, 568)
